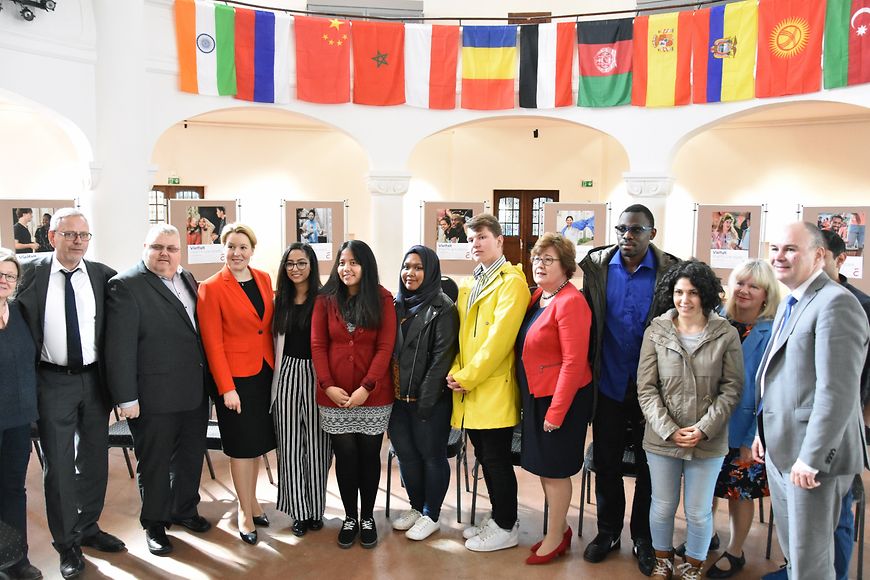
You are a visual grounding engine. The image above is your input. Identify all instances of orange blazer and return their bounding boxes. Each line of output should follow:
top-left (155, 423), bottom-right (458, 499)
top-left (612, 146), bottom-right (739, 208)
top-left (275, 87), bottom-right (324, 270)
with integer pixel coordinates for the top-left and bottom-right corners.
top-left (197, 265), bottom-right (275, 395)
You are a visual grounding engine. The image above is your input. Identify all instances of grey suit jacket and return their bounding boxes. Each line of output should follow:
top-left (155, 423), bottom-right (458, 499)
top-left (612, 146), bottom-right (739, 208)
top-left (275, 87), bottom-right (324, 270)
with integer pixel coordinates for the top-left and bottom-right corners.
top-left (756, 272), bottom-right (870, 475)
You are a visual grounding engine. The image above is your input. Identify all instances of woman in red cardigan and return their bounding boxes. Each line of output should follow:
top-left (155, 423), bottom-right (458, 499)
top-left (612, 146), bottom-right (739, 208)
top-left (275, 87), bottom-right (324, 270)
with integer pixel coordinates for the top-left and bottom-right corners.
top-left (516, 232), bottom-right (593, 565)
top-left (198, 224), bottom-right (276, 546)
top-left (311, 240), bottom-right (396, 550)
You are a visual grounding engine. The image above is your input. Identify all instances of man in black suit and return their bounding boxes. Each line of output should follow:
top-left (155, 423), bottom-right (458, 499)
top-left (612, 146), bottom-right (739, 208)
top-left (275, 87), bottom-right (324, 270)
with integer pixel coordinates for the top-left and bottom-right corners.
top-left (104, 224), bottom-right (210, 556)
top-left (16, 208), bottom-right (123, 579)
top-left (213, 206), bottom-right (226, 243)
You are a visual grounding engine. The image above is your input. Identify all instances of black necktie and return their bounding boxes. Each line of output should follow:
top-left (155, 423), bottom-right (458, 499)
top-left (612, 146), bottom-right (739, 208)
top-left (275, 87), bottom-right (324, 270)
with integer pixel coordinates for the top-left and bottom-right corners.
top-left (62, 269), bottom-right (83, 369)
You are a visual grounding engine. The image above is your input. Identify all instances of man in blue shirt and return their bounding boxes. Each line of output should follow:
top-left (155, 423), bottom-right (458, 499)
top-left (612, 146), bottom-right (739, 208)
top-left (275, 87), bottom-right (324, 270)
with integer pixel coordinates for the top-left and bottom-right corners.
top-left (579, 204), bottom-right (679, 576)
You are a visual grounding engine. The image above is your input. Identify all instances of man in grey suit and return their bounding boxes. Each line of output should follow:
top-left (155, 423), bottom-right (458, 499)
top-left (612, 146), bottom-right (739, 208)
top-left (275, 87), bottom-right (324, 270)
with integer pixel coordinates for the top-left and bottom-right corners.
top-left (752, 222), bottom-right (869, 579)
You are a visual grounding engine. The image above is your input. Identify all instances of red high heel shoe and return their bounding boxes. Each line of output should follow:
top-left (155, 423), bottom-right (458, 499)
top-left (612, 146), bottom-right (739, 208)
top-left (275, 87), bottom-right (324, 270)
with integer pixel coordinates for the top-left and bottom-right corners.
top-left (526, 527), bottom-right (572, 565)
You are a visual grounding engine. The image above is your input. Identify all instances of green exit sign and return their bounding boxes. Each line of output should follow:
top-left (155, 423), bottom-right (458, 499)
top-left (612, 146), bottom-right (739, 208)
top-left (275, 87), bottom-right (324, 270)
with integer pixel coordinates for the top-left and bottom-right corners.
top-left (581, 180), bottom-right (593, 188)
top-left (168, 176), bottom-right (180, 185)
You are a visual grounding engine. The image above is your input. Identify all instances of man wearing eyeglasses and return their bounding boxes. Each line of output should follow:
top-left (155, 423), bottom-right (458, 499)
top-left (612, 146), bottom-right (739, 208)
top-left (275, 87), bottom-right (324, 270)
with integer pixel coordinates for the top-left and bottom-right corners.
top-left (103, 224), bottom-right (210, 556)
top-left (16, 208), bottom-right (122, 579)
top-left (579, 204), bottom-right (679, 576)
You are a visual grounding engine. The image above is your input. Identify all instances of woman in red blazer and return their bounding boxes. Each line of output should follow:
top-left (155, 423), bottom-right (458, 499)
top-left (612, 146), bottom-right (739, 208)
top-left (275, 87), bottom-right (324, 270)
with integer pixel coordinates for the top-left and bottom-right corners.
top-left (311, 240), bottom-right (396, 550)
top-left (516, 232), bottom-right (593, 565)
top-left (198, 223), bottom-right (276, 546)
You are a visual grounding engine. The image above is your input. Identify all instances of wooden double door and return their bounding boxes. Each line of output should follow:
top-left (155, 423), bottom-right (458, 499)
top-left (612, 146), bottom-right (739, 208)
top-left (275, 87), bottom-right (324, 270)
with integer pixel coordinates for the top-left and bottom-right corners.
top-left (494, 189), bottom-right (559, 285)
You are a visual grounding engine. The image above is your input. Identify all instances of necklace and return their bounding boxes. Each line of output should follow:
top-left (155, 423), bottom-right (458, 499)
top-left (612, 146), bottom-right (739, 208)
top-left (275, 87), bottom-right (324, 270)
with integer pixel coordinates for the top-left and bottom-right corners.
top-left (541, 279), bottom-right (570, 300)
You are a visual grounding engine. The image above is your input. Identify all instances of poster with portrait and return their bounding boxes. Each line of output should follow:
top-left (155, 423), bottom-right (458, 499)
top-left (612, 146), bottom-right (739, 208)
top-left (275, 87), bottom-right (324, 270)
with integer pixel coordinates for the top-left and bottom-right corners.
top-left (422, 202), bottom-right (486, 276)
top-left (283, 201), bottom-right (345, 273)
top-left (803, 206), bottom-right (868, 292)
top-left (542, 203), bottom-right (607, 268)
top-left (694, 205), bottom-right (761, 280)
top-left (168, 199), bottom-right (237, 281)
top-left (0, 199), bottom-right (76, 264)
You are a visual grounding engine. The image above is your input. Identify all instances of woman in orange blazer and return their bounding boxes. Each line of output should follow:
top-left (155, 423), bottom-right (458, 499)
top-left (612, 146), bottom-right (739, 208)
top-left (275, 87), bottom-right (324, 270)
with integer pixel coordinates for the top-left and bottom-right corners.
top-left (198, 223), bottom-right (276, 546)
top-left (516, 233), bottom-right (593, 565)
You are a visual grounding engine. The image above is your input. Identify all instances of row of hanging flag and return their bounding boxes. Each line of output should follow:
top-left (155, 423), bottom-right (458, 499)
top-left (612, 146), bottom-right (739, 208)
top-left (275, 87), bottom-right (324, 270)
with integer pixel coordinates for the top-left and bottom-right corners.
top-left (174, 0), bottom-right (870, 109)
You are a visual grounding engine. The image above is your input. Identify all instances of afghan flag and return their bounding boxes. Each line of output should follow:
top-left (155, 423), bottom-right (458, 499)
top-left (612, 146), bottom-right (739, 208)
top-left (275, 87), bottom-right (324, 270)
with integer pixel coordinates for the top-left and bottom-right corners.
top-left (294, 16), bottom-right (351, 104)
top-left (576, 18), bottom-right (632, 108)
top-left (824, 0), bottom-right (870, 88)
top-left (518, 22), bottom-right (575, 109)
top-left (234, 9), bottom-right (291, 103)
top-left (461, 26), bottom-right (517, 110)
top-left (693, 1), bottom-right (758, 103)
top-left (632, 11), bottom-right (693, 107)
top-left (756, 0), bottom-right (825, 97)
top-left (405, 24), bottom-right (459, 109)
top-left (352, 21), bottom-right (405, 106)
top-left (175, 0), bottom-right (236, 96)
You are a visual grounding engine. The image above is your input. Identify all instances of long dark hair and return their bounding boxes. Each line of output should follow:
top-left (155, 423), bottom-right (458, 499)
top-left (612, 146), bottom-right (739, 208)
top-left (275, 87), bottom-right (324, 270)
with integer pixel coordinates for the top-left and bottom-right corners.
top-left (321, 240), bottom-right (382, 329)
top-left (273, 243), bottom-right (321, 335)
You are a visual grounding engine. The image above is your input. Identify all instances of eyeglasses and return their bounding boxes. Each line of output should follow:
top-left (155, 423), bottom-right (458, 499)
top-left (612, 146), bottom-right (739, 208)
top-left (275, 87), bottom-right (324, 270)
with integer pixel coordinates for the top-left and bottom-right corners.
top-left (285, 260), bottom-right (310, 270)
top-left (531, 256), bottom-right (557, 266)
top-left (55, 231), bottom-right (93, 241)
top-left (614, 225), bottom-right (653, 236)
top-left (148, 244), bottom-right (181, 254)
top-left (0, 272), bottom-right (18, 283)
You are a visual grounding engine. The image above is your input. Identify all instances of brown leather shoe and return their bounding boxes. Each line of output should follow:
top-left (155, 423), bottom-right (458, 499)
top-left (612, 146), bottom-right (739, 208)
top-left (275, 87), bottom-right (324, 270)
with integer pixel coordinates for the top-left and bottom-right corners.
top-left (651, 549), bottom-right (674, 580)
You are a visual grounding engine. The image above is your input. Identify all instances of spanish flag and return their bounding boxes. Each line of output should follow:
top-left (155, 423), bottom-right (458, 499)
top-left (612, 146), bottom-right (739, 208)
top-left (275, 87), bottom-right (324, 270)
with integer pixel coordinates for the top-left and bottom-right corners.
top-left (632, 11), bottom-right (693, 107)
top-left (175, 0), bottom-right (237, 96)
top-left (461, 26), bottom-right (517, 110)
top-left (693, 1), bottom-right (758, 103)
top-left (756, 0), bottom-right (825, 98)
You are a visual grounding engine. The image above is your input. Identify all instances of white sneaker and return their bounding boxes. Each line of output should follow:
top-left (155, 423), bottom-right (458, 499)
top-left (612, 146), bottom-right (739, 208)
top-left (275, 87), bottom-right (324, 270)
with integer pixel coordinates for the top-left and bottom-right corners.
top-left (464, 519), bottom-right (519, 552)
top-left (462, 513), bottom-right (492, 539)
top-left (392, 509), bottom-right (422, 531)
top-left (405, 515), bottom-right (440, 541)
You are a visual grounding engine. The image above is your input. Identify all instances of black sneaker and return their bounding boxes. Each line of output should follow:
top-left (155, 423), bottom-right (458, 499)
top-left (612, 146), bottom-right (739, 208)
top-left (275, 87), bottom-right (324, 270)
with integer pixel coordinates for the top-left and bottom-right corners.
top-left (359, 517), bottom-right (378, 549)
top-left (337, 518), bottom-right (359, 549)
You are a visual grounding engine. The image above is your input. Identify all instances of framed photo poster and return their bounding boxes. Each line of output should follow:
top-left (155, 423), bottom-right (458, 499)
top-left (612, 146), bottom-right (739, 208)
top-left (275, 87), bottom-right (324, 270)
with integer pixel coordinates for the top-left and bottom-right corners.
top-left (422, 202), bottom-right (486, 276)
top-left (0, 199), bottom-right (77, 265)
top-left (283, 201), bottom-right (345, 272)
top-left (168, 199), bottom-right (237, 281)
top-left (803, 206), bottom-right (868, 293)
top-left (694, 205), bottom-right (762, 280)
top-left (542, 203), bottom-right (607, 271)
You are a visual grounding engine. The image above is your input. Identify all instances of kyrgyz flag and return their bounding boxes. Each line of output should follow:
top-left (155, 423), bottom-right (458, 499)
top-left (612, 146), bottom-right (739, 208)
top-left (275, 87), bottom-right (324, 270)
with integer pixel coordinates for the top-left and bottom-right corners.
top-left (294, 16), bottom-right (351, 104)
top-left (576, 18), bottom-right (632, 108)
top-left (518, 22), bottom-right (575, 109)
top-left (461, 26), bottom-right (517, 110)
top-left (756, 0), bottom-right (825, 97)
top-left (632, 11), bottom-right (693, 107)
top-left (405, 24), bottom-right (460, 109)
top-left (234, 9), bottom-right (291, 103)
top-left (824, 0), bottom-right (870, 88)
top-left (175, 0), bottom-right (236, 96)
top-left (693, 1), bottom-right (758, 103)
top-left (352, 21), bottom-right (405, 106)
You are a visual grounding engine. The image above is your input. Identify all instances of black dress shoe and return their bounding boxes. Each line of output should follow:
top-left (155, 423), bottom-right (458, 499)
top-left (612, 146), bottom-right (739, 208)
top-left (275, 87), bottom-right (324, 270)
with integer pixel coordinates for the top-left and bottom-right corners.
top-left (240, 530), bottom-right (258, 545)
top-left (291, 519), bottom-right (308, 537)
top-left (633, 538), bottom-right (656, 576)
top-left (172, 515), bottom-right (212, 533)
top-left (145, 527), bottom-right (173, 556)
top-left (253, 513), bottom-right (270, 527)
top-left (59, 547), bottom-right (84, 579)
top-left (8, 559), bottom-right (44, 580)
top-left (583, 532), bottom-right (621, 563)
top-left (307, 518), bottom-right (324, 531)
top-left (706, 551), bottom-right (746, 578)
top-left (80, 530), bottom-right (126, 553)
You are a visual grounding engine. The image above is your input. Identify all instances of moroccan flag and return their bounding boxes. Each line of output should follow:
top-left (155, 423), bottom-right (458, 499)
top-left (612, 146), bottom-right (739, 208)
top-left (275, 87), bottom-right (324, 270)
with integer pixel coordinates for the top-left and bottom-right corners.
top-left (693, 1), bottom-right (758, 103)
top-left (352, 21), bottom-right (405, 106)
top-left (824, 0), bottom-right (870, 88)
top-left (756, 0), bottom-right (825, 97)
top-left (519, 22), bottom-right (575, 109)
top-left (234, 9), bottom-right (292, 103)
top-left (405, 24), bottom-right (460, 109)
top-left (576, 18), bottom-right (632, 107)
top-left (294, 16), bottom-right (351, 104)
top-left (461, 26), bottom-right (517, 110)
top-left (175, 0), bottom-right (236, 96)
top-left (632, 11), bottom-right (693, 107)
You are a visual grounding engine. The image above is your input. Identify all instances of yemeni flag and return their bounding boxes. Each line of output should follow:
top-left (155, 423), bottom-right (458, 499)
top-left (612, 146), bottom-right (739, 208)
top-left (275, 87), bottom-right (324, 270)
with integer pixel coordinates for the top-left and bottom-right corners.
top-left (234, 9), bottom-right (292, 103)
top-left (405, 24), bottom-right (460, 109)
top-left (352, 21), bottom-right (405, 106)
top-left (824, 0), bottom-right (870, 88)
top-left (175, 0), bottom-right (236, 96)
top-left (294, 16), bottom-right (351, 104)
top-left (756, 0), bottom-right (825, 98)
top-left (576, 18), bottom-right (632, 107)
top-left (519, 22), bottom-right (575, 109)
top-left (692, 1), bottom-right (758, 103)
top-left (632, 11), bottom-right (693, 107)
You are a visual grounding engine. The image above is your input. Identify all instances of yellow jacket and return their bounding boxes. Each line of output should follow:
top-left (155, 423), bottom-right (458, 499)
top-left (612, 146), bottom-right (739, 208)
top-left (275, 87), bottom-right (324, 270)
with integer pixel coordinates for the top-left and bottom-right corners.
top-left (450, 261), bottom-right (530, 429)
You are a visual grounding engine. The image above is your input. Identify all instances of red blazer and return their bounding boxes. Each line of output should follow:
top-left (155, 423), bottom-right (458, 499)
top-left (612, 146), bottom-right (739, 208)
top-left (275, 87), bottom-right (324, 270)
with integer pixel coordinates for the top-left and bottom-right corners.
top-left (311, 286), bottom-right (396, 408)
top-left (521, 284), bottom-right (592, 426)
top-left (197, 266), bottom-right (275, 395)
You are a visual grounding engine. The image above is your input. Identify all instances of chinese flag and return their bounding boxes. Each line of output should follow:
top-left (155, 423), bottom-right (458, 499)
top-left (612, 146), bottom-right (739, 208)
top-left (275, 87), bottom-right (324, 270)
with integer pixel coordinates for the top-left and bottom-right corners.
top-left (756, 0), bottom-right (825, 97)
top-left (352, 21), bottom-right (405, 105)
top-left (294, 15), bottom-right (350, 103)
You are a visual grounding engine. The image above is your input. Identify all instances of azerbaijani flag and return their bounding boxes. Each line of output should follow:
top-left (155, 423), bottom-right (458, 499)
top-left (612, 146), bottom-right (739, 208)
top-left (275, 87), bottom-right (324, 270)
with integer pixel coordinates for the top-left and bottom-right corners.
top-left (175, 0), bottom-right (236, 96)
top-left (756, 0), bottom-right (825, 98)
top-left (576, 18), bottom-right (632, 108)
top-left (234, 9), bottom-right (291, 103)
top-left (405, 24), bottom-right (460, 109)
top-left (518, 22), bottom-right (575, 109)
top-left (824, 0), bottom-right (870, 88)
top-left (632, 11), bottom-right (693, 107)
top-left (461, 26), bottom-right (517, 110)
top-left (693, 1), bottom-right (758, 103)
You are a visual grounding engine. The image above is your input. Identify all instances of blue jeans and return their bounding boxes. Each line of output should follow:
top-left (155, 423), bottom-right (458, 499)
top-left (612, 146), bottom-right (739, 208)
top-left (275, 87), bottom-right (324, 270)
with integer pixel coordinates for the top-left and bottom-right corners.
top-left (387, 396), bottom-right (452, 521)
top-left (0, 424), bottom-right (33, 561)
top-left (647, 452), bottom-right (722, 561)
top-left (834, 487), bottom-right (854, 580)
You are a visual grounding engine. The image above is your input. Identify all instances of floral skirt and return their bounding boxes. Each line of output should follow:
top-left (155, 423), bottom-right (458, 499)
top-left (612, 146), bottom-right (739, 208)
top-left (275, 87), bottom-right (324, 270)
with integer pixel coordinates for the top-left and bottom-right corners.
top-left (713, 446), bottom-right (769, 500)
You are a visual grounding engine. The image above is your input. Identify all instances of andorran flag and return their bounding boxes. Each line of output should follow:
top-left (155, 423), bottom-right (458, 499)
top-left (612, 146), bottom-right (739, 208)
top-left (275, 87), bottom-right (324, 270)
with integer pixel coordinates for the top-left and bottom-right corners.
top-left (756, 0), bottom-right (825, 97)
top-left (632, 11), bottom-right (693, 107)
top-left (352, 21), bottom-right (405, 106)
top-left (824, 0), bottom-right (870, 88)
top-left (519, 22), bottom-right (575, 109)
top-left (461, 26), bottom-right (517, 110)
top-left (693, 1), bottom-right (758, 103)
top-left (405, 24), bottom-right (460, 109)
top-left (294, 16), bottom-right (351, 104)
top-left (175, 0), bottom-right (237, 96)
top-left (576, 18), bottom-right (632, 107)
top-left (234, 9), bottom-right (292, 103)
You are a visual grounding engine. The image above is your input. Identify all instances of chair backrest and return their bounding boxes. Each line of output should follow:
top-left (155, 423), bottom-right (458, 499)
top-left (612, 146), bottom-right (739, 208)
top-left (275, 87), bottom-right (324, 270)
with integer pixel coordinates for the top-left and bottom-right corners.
top-left (440, 276), bottom-right (459, 303)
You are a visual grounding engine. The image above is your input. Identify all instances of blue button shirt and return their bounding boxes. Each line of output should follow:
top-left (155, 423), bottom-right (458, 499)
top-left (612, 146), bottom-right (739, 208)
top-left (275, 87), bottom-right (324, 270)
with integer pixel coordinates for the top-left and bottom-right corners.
top-left (599, 248), bottom-right (657, 402)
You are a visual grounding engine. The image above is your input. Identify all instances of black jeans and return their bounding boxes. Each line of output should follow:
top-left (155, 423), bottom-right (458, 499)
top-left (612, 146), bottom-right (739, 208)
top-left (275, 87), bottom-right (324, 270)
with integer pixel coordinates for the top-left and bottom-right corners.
top-left (467, 426), bottom-right (517, 530)
top-left (331, 432), bottom-right (384, 520)
top-left (0, 424), bottom-right (32, 562)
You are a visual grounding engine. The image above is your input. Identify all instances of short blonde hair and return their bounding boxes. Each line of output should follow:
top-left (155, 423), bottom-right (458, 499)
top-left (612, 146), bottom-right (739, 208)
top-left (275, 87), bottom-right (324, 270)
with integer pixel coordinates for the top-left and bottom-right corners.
top-left (220, 223), bottom-right (258, 249)
top-left (531, 232), bottom-right (576, 278)
top-left (726, 258), bottom-right (781, 320)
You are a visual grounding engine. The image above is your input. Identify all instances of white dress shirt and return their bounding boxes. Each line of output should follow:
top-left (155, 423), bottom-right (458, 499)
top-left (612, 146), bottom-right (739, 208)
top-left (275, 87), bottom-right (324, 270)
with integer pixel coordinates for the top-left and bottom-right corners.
top-left (41, 257), bottom-right (97, 366)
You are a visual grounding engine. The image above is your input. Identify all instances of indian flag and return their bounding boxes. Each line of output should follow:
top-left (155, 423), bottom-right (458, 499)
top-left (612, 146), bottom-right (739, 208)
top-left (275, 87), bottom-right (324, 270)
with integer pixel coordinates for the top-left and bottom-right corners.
top-left (175, 0), bottom-right (237, 96)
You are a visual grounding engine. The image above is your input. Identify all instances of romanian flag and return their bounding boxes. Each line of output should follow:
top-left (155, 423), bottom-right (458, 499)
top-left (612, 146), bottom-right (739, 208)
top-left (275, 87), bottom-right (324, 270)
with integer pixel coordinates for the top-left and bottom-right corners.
top-left (693, 1), bottom-right (758, 103)
top-left (824, 0), bottom-right (870, 88)
top-left (234, 9), bottom-right (291, 103)
top-left (518, 22), bottom-right (575, 109)
top-left (294, 16), bottom-right (351, 104)
top-left (576, 18), bottom-right (632, 108)
top-left (632, 11), bottom-right (693, 107)
top-left (352, 21), bottom-right (405, 106)
top-left (461, 26), bottom-right (517, 110)
top-left (405, 24), bottom-right (460, 109)
top-left (175, 0), bottom-right (236, 96)
top-left (756, 0), bottom-right (825, 97)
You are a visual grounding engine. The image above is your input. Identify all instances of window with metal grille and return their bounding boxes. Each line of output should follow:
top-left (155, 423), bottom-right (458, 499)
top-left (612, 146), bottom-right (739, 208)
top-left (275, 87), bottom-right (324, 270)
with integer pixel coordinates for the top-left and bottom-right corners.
top-left (532, 196), bottom-right (554, 236)
top-left (498, 197), bottom-right (520, 237)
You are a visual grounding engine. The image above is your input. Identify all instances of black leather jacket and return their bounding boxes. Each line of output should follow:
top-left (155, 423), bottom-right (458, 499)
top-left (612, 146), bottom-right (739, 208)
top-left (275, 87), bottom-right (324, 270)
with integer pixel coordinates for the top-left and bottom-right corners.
top-left (394, 291), bottom-right (459, 419)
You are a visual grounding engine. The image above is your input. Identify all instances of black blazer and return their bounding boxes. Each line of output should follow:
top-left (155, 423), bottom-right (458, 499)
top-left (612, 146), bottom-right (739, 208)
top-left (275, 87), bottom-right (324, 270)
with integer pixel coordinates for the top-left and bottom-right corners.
top-left (104, 261), bottom-right (206, 415)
